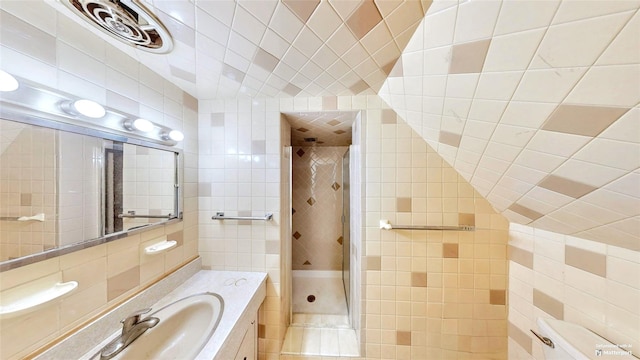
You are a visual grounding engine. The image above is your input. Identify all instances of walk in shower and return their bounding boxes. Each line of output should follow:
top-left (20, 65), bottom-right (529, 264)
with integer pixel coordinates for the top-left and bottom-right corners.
top-left (281, 111), bottom-right (361, 357)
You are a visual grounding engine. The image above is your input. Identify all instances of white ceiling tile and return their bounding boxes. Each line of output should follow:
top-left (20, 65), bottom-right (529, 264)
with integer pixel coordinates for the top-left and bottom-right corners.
top-left (463, 120), bottom-right (496, 140)
top-left (605, 172), bottom-right (640, 199)
top-left (237, 0), bottom-right (278, 25)
top-left (531, 216), bottom-right (583, 235)
top-left (307, 1), bottom-right (342, 40)
top-left (491, 124), bottom-right (536, 147)
top-left (554, 159), bottom-right (627, 188)
top-left (479, 156), bottom-right (512, 176)
top-left (512, 67), bottom-right (587, 103)
top-left (483, 28), bottom-right (545, 72)
top-left (327, 24), bottom-right (358, 56)
top-left (196, 33), bottom-right (225, 60)
top-left (574, 138), bottom-right (640, 171)
top-left (504, 164), bottom-right (547, 186)
top-left (467, 99), bottom-right (508, 123)
top-left (445, 73), bottom-right (480, 98)
top-left (530, 11), bottom-right (632, 69)
top-left (154, 0), bottom-right (195, 25)
top-left (422, 46), bottom-right (452, 75)
top-left (442, 98), bottom-right (472, 121)
top-left (293, 27), bottom-right (323, 59)
top-left (422, 96), bottom-right (444, 115)
top-left (503, 209), bottom-right (535, 224)
top-left (269, 2), bottom-right (304, 43)
top-left (371, 41), bottom-right (401, 68)
top-left (227, 31), bottom-right (257, 60)
top-left (232, 6), bottom-right (266, 45)
top-left (548, 209), bottom-right (600, 233)
top-left (581, 189), bottom-right (640, 217)
top-left (514, 149), bottom-right (567, 173)
top-left (526, 130), bottom-right (590, 158)
top-left (475, 71), bottom-right (524, 100)
top-left (281, 46), bottom-right (308, 70)
top-left (196, 0), bottom-right (236, 27)
top-left (516, 195), bottom-right (558, 215)
top-left (224, 49), bottom-right (250, 72)
top-left (499, 101), bottom-right (556, 128)
top-left (562, 200), bottom-right (628, 224)
top-left (552, 0), bottom-right (640, 25)
top-left (494, 0), bottom-right (560, 36)
top-left (525, 186), bottom-right (574, 208)
top-left (484, 141), bottom-right (521, 162)
top-left (565, 64), bottom-right (640, 107)
top-left (597, 11), bottom-right (640, 66)
top-left (422, 5), bottom-right (456, 49)
top-left (196, 8), bottom-right (231, 46)
top-left (453, 0), bottom-right (501, 43)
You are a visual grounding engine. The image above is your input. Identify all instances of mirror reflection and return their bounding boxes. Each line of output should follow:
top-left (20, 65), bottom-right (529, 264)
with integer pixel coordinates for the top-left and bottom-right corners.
top-left (0, 118), bottom-right (180, 263)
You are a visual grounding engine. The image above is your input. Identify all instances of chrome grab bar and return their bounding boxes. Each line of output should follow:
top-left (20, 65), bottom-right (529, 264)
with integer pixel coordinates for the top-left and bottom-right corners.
top-left (379, 220), bottom-right (474, 231)
top-left (212, 212), bottom-right (273, 221)
top-left (530, 329), bottom-right (554, 348)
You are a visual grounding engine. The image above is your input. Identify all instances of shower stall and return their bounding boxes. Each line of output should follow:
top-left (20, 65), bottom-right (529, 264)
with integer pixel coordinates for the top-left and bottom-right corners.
top-left (290, 146), bottom-right (349, 320)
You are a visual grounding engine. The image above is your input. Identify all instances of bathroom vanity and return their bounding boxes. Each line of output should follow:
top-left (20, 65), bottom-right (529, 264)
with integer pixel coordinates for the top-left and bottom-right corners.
top-left (35, 259), bottom-right (266, 360)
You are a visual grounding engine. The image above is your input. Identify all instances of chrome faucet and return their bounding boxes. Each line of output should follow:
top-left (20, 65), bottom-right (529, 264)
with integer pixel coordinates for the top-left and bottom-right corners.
top-left (99, 308), bottom-right (160, 360)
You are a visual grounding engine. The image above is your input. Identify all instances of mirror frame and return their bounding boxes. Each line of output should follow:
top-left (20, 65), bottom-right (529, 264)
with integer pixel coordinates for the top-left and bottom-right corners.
top-left (0, 103), bottom-right (183, 272)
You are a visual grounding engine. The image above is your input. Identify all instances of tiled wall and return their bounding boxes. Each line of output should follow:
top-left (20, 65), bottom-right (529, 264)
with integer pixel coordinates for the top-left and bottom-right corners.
top-left (292, 146), bottom-right (347, 270)
top-left (361, 99), bottom-right (509, 359)
top-left (198, 94), bottom-right (509, 360)
top-left (0, 4), bottom-right (199, 359)
top-left (379, 0), bottom-right (640, 250)
top-left (508, 223), bottom-right (640, 359)
top-left (0, 124), bottom-right (57, 261)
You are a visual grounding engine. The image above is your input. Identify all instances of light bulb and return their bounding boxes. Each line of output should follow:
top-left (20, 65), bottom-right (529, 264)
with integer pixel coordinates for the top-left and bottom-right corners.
top-left (133, 118), bottom-right (154, 132)
top-left (73, 99), bottom-right (106, 118)
top-left (169, 130), bottom-right (184, 141)
top-left (0, 70), bottom-right (19, 92)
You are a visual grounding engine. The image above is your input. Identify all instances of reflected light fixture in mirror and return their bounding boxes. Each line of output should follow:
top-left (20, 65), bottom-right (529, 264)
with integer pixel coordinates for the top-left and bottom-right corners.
top-left (0, 70), bottom-right (19, 92)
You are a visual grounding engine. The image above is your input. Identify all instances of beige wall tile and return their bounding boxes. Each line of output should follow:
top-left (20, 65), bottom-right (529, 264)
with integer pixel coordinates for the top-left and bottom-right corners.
top-left (508, 245), bottom-right (534, 269)
top-left (107, 266), bottom-right (140, 301)
top-left (542, 104), bottom-right (629, 137)
top-left (565, 245), bottom-right (607, 277)
top-left (449, 39), bottom-right (492, 74)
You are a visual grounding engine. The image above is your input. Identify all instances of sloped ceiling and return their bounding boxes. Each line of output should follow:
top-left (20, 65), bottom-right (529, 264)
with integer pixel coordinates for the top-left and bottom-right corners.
top-left (42, 0), bottom-right (430, 99)
top-left (379, 1), bottom-right (640, 250)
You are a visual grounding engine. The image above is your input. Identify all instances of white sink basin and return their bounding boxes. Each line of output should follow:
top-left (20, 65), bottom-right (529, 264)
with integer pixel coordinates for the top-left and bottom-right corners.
top-left (107, 292), bottom-right (223, 360)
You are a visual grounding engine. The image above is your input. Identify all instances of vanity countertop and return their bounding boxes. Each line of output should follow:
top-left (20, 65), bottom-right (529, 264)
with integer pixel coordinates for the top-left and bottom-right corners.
top-left (37, 259), bottom-right (267, 360)
top-left (154, 270), bottom-right (267, 360)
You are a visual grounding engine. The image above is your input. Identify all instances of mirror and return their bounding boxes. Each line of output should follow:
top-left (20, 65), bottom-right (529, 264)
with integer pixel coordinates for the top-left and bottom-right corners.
top-left (0, 117), bottom-right (182, 268)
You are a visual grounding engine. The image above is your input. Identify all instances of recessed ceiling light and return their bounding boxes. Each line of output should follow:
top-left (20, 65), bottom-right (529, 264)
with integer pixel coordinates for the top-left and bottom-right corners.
top-left (72, 99), bottom-right (106, 118)
top-left (0, 70), bottom-right (19, 92)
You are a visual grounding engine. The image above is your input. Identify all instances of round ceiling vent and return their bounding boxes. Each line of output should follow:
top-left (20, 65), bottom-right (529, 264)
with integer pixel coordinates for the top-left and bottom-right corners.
top-left (63, 0), bottom-right (173, 54)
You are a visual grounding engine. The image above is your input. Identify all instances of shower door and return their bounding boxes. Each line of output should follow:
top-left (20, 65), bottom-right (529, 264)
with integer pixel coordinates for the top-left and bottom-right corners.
top-left (342, 148), bottom-right (351, 314)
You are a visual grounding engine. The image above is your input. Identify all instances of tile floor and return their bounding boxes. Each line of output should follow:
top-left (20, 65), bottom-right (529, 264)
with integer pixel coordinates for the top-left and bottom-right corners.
top-left (281, 314), bottom-right (359, 357)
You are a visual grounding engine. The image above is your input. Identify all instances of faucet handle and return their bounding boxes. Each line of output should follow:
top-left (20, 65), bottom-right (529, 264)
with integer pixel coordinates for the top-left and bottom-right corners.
top-left (121, 308), bottom-right (152, 333)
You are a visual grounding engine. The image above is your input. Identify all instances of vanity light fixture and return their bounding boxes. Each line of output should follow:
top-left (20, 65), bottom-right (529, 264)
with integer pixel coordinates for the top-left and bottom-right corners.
top-left (123, 118), bottom-right (154, 132)
top-left (0, 70), bottom-right (19, 92)
top-left (62, 99), bottom-right (107, 119)
top-left (161, 129), bottom-right (184, 142)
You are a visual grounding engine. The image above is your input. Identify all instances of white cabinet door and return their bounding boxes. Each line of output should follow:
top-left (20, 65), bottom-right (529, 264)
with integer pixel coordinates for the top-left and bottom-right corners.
top-left (233, 314), bottom-right (257, 360)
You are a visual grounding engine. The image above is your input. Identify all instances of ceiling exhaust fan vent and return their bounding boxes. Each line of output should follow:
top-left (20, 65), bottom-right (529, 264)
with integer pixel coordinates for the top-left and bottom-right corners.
top-left (63, 0), bottom-right (173, 54)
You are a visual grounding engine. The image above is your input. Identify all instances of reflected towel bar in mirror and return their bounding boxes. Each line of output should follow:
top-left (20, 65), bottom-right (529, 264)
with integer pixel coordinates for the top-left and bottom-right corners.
top-left (212, 212), bottom-right (273, 221)
top-left (0, 213), bottom-right (45, 222)
top-left (118, 213), bottom-right (174, 219)
top-left (379, 219), bottom-right (474, 231)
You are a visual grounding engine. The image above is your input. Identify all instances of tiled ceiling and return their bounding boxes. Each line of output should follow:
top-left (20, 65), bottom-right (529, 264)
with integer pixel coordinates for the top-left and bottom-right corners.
top-left (47, 0), bottom-right (430, 99)
top-left (379, 0), bottom-right (640, 250)
top-left (284, 111), bottom-right (358, 146)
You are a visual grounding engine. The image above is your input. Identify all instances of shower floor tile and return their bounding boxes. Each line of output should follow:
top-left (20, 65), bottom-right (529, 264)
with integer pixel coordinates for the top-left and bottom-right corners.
top-left (292, 313), bottom-right (350, 328)
top-left (281, 324), bottom-right (359, 357)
